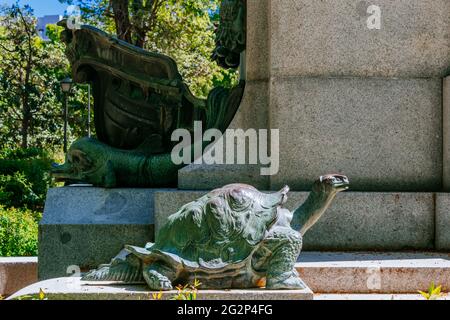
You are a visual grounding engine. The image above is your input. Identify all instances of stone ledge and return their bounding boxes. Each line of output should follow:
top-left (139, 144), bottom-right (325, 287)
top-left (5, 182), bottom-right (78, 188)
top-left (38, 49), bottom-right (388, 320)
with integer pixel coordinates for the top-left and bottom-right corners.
top-left (0, 257), bottom-right (38, 297)
top-left (297, 252), bottom-right (450, 294)
top-left (7, 278), bottom-right (313, 300)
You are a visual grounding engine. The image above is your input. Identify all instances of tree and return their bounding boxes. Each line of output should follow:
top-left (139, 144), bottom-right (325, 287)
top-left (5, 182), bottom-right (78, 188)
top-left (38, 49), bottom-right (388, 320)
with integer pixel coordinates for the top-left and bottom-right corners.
top-left (0, 4), bottom-right (90, 150)
top-left (111, 0), bottom-right (164, 48)
top-left (0, 4), bottom-right (40, 148)
top-left (59, 0), bottom-right (238, 98)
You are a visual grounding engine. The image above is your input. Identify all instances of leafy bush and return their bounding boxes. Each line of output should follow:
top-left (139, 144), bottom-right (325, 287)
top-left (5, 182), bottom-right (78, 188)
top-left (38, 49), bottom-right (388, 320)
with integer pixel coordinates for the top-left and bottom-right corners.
top-left (0, 206), bottom-right (39, 256)
top-left (0, 147), bottom-right (54, 210)
top-left (0, 147), bottom-right (52, 257)
top-left (0, 172), bottom-right (38, 209)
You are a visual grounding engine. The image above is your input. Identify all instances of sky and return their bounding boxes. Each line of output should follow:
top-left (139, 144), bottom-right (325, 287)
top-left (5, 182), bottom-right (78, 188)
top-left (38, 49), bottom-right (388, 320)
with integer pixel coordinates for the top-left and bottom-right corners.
top-left (0, 0), bottom-right (68, 17)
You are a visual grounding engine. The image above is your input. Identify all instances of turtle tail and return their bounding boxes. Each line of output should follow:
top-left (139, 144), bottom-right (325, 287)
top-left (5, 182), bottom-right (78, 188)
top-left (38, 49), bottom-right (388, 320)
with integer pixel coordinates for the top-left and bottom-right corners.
top-left (82, 252), bottom-right (145, 283)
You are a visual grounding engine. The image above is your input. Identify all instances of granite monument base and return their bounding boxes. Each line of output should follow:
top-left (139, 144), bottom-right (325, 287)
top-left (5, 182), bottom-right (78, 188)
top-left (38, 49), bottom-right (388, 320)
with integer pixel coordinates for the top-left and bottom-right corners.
top-left (38, 187), bottom-right (161, 280)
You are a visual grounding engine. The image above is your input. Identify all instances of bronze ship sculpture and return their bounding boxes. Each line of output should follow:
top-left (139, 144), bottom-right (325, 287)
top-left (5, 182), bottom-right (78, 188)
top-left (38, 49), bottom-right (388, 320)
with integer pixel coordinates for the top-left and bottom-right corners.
top-left (52, 0), bottom-right (247, 187)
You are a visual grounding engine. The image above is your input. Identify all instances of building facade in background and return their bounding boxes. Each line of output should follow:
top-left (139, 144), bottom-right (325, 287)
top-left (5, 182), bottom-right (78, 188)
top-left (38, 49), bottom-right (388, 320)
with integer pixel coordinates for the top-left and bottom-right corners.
top-left (36, 15), bottom-right (61, 40)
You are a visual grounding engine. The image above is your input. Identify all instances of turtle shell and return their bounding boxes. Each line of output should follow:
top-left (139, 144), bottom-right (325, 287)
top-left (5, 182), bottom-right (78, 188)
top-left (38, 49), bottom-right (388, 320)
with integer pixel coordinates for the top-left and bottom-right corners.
top-left (129, 184), bottom-right (290, 271)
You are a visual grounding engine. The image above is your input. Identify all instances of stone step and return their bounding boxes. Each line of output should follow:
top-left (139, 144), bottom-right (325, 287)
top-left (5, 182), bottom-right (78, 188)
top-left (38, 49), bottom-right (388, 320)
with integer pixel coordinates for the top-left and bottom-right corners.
top-left (6, 252), bottom-right (449, 299)
top-left (297, 252), bottom-right (450, 294)
top-left (314, 294), bottom-right (449, 300)
top-left (0, 257), bottom-right (37, 297)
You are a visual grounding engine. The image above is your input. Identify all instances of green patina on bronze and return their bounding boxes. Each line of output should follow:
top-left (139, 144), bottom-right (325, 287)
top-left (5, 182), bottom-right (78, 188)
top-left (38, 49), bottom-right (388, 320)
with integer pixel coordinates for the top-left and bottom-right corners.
top-left (52, 0), bottom-right (246, 187)
top-left (83, 175), bottom-right (349, 290)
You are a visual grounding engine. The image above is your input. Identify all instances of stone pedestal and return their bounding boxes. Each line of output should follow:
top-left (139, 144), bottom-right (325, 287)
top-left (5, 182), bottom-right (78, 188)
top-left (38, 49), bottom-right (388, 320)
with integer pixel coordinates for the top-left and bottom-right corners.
top-left (38, 187), bottom-right (159, 280)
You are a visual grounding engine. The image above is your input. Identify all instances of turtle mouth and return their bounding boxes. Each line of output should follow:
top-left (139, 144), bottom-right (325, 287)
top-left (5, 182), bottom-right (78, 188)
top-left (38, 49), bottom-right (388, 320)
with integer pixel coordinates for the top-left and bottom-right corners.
top-left (280, 186), bottom-right (290, 204)
top-left (334, 182), bottom-right (350, 190)
top-left (333, 177), bottom-right (350, 191)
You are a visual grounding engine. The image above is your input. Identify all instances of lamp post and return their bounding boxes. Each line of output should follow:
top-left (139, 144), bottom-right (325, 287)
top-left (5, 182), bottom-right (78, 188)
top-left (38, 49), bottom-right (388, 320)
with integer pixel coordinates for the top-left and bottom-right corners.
top-left (60, 77), bottom-right (73, 153)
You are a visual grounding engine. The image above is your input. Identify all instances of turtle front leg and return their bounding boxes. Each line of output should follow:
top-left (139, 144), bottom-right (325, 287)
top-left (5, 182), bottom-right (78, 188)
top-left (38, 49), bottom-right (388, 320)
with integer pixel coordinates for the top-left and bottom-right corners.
top-left (255, 227), bottom-right (306, 290)
top-left (143, 262), bottom-right (176, 291)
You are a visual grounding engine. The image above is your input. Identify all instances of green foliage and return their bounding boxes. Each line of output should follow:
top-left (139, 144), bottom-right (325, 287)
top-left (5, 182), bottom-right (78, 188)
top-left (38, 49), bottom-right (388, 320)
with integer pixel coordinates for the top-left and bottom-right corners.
top-left (171, 279), bottom-right (201, 300)
top-left (0, 4), bottom-right (91, 150)
top-left (419, 282), bottom-right (443, 300)
top-left (0, 206), bottom-right (39, 256)
top-left (144, 0), bottom-right (238, 97)
top-left (0, 147), bottom-right (54, 210)
top-left (13, 288), bottom-right (47, 300)
top-left (151, 291), bottom-right (163, 300)
top-left (59, 0), bottom-right (239, 98)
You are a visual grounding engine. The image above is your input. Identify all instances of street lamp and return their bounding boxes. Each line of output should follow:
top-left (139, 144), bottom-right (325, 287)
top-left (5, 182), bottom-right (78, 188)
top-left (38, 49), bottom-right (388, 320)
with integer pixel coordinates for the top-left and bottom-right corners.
top-left (60, 77), bottom-right (73, 153)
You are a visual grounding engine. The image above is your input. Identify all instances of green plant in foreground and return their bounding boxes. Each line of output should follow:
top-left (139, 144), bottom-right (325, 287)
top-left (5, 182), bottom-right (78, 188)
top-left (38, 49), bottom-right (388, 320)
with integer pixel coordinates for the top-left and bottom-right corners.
top-left (151, 291), bottom-right (163, 300)
top-left (171, 279), bottom-right (202, 301)
top-left (14, 288), bottom-right (47, 301)
top-left (418, 282), bottom-right (443, 300)
top-left (0, 206), bottom-right (40, 256)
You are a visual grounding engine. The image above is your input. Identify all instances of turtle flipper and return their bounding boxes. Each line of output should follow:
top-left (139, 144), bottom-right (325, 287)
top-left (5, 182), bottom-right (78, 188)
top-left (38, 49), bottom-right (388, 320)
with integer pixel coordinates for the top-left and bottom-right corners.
top-left (143, 269), bottom-right (173, 291)
top-left (82, 249), bottom-right (145, 283)
top-left (143, 263), bottom-right (176, 291)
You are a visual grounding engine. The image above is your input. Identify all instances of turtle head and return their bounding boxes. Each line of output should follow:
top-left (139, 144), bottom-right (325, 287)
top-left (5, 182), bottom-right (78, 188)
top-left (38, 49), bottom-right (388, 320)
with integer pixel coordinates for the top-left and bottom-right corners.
top-left (313, 174), bottom-right (350, 194)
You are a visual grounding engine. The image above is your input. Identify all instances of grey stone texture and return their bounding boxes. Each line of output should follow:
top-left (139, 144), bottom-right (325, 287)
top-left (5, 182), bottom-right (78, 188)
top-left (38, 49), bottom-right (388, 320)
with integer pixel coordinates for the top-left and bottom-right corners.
top-left (270, 0), bottom-right (450, 78)
top-left (436, 193), bottom-right (450, 250)
top-left (0, 257), bottom-right (37, 297)
top-left (270, 77), bottom-right (443, 191)
top-left (39, 187), bottom-right (157, 280)
top-left (178, 164), bottom-right (269, 190)
top-left (154, 190), bottom-right (434, 250)
top-left (181, 77), bottom-right (443, 192)
top-left (8, 278), bottom-right (313, 300)
top-left (444, 77), bottom-right (450, 191)
top-left (246, 0), bottom-right (270, 81)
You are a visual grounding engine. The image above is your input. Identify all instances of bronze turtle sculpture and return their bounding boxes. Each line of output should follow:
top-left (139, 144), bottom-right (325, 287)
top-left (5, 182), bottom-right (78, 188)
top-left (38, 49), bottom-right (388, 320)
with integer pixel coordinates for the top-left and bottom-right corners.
top-left (83, 174), bottom-right (349, 290)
